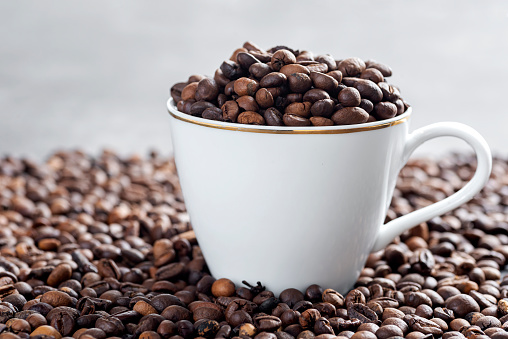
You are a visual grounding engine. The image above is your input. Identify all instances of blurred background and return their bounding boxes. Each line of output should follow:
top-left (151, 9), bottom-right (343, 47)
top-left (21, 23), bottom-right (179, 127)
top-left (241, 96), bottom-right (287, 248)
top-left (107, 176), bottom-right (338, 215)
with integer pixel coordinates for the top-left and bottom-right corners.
top-left (0, 0), bottom-right (507, 161)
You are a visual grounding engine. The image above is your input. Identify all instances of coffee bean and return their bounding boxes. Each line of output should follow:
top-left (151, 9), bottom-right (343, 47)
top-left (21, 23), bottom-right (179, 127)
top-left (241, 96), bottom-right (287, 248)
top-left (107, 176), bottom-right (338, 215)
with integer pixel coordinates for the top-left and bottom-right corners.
top-left (446, 294), bottom-right (481, 318)
top-left (303, 89), bottom-right (330, 103)
top-left (255, 88), bottom-right (275, 109)
top-left (210, 278), bottom-right (235, 297)
top-left (331, 107), bottom-right (369, 125)
top-left (310, 99), bottom-right (334, 118)
top-left (343, 78), bottom-right (383, 103)
top-left (195, 78), bottom-right (219, 102)
top-left (40, 290), bottom-right (73, 307)
top-left (280, 64), bottom-right (310, 77)
top-left (219, 100), bottom-right (240, 123)
top-left (309, 72), bottom-right (338, 92)
top-left (263, 107), bottom-right (284, 126)
top-left (288, 73), bottom-right (312, 93)
top-left (237, 95), bottom-right (260, 112)
top-left (381, 317), bottom-right (408, 333)
top-left (337, 58), bottom-right (366, 77)
top-left (378, 82), bottom-right (401, 102)
top-left (283, 113), bottom-right (310, 126)
top-left (365, 60), bottom-right (392, 77)
top-left (405, 314), bottom-right (443, 336)
top-left (30, 325), bottom-right (63, 339)
top-left (310, 117), bottom-right (333, 126)
top-left (180, 82), bottom-right (198, 101)
top-left (360, 68), bottom-right (384, 83)
top-left (271, 50), bottom-right (296, 71)
top-left (285, 102), bottom-right (312, 118)
top-left (375, 324), bottom-right (403, 339)
top-left (347, 303), bottom-right (378, 324)
top-left (238, 111), bottom-right (265, 125)
top-left (202, 107), bottom-right (224, 121)
top-left (306, 63), bottom-right (329, 73)
top-left (234, 77), bottom-right (259, 97)
top-left (250, 63), bottom-right (272, 79)
top-left (237, 52), bottom-right (261, 69)
top-left (338, 87), bottom-right (361, 107)
top-left (170, 82), bottom-right (187, 102)
top-left (220, 60), bottom-right (244, 80)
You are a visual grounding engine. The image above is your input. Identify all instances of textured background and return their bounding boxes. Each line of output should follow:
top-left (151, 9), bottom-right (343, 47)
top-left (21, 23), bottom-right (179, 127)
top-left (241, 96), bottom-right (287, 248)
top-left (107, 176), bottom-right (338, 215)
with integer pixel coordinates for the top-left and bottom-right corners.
top-left (1, 1), bottom-right (507, 161)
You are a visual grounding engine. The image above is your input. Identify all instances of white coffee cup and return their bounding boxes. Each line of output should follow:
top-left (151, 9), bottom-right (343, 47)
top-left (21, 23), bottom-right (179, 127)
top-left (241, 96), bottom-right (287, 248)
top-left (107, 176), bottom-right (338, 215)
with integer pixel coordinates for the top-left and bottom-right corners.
top-left (167, 99), bottom-right (491, 294)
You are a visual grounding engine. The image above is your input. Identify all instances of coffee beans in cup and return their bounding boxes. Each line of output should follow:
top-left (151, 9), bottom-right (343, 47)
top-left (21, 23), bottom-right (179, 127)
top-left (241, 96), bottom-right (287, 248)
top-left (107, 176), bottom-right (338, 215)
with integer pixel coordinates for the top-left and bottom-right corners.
top-left (170, 41), bottom-right (410, 126)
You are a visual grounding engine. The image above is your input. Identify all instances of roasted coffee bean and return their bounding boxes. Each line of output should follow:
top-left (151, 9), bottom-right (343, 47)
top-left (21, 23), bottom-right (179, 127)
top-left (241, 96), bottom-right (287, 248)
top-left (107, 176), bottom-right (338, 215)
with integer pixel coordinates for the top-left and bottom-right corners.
top-left (288, 73), bottom-right (312, 93)
top-left (221, 100), bottom-right (240, 122)
top-left (378, 82), bottom-right (400, 102)
top-left (237, 52), bottom-right (261, 69)
top-left (237, 95), bottom-right (260, 112)
top-left (220, 60), bottom-right (244, 80)
top-left (271, 50), bottom-right (297, 71)
top-left (338, 87), bottom-right (361, 107)
top-left (365, 60), bottom-right (392, 77)
top-left (302, 89), bottom-right (330, 103)
top-left (40, 290), bottom-right (73, 307)
top-left (337, 58), bottom-right (366, 77)
top-left (374, 102), bottom-right (397, 120)
top-left (360, 68), bottom-right (384, 83)
top-left (134, 314), bottom-right (166, 337)
top-left (306, 63), bottom-right (329, 73)
top-left (202, 107), bottom-right (224, 121)
top-left (309, 72), bottom-right (338, 92)
top-left (310, 99), bottom-right (334, 118)
top-left (446, 294), bottom-right (481, 318)
top-left (280, 64), bottom-right (310, 77)
top-left (331, 107), bottom-right (369, 125)
top-left (180, 82), bottom-right (198, 101)
top-left (256, 88), bottom-right (275, 109)
top-left (299, 309), bottom-right (321, 329)
top-left (170, 82), bottom-right (187, 102)
top-left (195, 78), bottom-right (219, 102)
top-left (234, 77), bottom-right (259, 97)
top-left (255, 315), bottom-right (282, 331)
top-left (343, 78), bottom-right (383, 103)
top-left (238, 111), bottom-right (265, 125)
top-left (348, 303), bottom-right (378, 323)
top-left (285, 102), bottom-right (312, 118)
top-left (264, 107), bottom-right (284, 126)
top-left (310, 117), bottom-right (333, 126)
top-left (250, 63), bottom-right (272, 79)
top-left (47, 263), bottom-right (73, 287)
top-left (283, 113), bottom-right (311, 126)
top-left (375, 324), bottom-right (404, 339)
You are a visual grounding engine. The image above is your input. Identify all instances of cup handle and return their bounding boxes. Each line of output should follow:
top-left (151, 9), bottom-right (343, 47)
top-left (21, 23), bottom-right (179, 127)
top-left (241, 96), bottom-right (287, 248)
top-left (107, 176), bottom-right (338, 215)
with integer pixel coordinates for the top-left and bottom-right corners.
top-left (371, 122), bottom-right (492, 252)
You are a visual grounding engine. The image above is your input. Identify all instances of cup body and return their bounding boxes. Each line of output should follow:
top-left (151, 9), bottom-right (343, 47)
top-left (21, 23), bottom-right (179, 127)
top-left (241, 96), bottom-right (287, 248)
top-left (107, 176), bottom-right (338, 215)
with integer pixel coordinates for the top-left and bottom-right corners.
top-left (168, 100), bottom-right (410, 294)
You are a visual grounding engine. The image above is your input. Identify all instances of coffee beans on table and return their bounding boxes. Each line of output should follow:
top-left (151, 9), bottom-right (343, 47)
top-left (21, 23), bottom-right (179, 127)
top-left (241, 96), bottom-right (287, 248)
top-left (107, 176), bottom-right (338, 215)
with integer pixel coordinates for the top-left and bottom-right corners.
top-left (170, 42), bottom-right (410, 126)
top-left (0, 150), bottom-right (508, 338)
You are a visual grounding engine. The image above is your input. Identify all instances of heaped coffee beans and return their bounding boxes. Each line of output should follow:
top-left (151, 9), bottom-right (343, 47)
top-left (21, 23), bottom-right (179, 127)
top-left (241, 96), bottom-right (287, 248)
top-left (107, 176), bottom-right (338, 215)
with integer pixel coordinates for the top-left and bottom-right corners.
top-left (1, 151), bottom-right (508, 338)
top-left (171, 41), bottom-right (410, 126)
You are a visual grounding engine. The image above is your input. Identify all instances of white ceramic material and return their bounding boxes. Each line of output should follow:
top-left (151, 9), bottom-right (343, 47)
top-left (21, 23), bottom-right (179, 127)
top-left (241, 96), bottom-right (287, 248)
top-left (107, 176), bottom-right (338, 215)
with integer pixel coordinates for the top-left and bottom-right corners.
top-left (167, 99), bottom-right (492, 294)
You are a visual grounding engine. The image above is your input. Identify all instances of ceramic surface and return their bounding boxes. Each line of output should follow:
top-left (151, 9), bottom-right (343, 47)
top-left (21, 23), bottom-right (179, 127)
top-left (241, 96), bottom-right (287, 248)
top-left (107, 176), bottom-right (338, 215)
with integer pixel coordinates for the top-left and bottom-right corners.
top-left (167, 99), bottom-right (492, 294)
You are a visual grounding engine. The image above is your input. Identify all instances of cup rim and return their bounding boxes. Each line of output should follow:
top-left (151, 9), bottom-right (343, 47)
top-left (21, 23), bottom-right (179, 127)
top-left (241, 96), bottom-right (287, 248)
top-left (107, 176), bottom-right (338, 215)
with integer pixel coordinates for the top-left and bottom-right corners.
top-left (167, 98), bottom-right (411, 134)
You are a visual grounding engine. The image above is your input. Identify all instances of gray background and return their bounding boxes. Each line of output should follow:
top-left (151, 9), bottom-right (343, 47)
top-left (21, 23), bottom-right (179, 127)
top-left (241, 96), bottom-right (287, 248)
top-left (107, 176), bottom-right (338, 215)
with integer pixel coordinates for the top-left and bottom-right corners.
top-left (1, 1), bottom-right (507, 161)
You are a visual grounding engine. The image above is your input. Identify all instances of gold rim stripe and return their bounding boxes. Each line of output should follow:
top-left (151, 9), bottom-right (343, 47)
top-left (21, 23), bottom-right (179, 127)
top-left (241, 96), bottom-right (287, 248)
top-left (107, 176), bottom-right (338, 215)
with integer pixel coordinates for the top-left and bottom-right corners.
top-left (168, 109), bottom-right (410, 134)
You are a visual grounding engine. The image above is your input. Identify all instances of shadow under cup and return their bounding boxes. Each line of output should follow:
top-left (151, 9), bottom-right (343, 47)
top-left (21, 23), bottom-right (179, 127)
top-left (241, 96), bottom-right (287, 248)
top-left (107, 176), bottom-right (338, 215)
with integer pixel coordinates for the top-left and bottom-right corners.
top-left (167, 99), bottom-right (415, 294)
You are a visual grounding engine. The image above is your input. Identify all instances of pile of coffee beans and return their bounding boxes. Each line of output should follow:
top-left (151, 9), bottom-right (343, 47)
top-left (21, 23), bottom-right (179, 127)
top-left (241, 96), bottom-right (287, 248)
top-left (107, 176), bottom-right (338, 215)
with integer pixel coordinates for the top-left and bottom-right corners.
top-left (1, 150), bottom-right (508, 339)
top-left (170, 42), bottom-right (410, 127)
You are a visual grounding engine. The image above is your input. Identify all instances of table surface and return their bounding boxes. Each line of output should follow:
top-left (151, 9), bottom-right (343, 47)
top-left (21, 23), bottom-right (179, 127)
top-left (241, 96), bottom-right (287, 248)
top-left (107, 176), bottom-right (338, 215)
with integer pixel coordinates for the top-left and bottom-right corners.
top-left (0, 1), bottom-right (507, 161)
